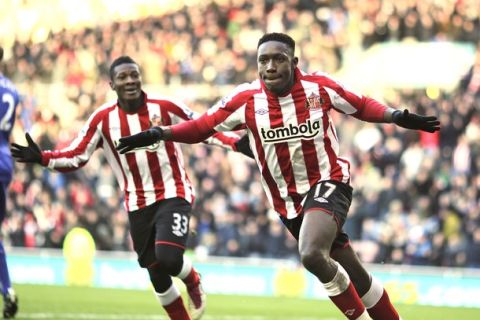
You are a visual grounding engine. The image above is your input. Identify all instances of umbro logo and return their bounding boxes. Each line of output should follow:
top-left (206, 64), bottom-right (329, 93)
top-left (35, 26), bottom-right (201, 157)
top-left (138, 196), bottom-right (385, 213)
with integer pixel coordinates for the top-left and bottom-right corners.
top-left (172, 230), bottom-right (184, 237)
top-left (344, 309), bottom-right (355, 316)
top-left (314, 197), bottom-right (329, 203)
top-left (255, 109), bottom-right (268, 115)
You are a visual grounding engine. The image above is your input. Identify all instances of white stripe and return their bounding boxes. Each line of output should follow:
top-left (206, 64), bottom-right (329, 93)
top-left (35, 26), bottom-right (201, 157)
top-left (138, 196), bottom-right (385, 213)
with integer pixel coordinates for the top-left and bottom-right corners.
top-left (102, 122), bottom-right (127, 209)
top-left (152, 103), bottom-right (180, 200)
top-left (175, 141), bottom-right (194, 201)
top-left (212, 103), bottom-right (247, 133)
top-left (324, 87), bottom-right (356, 114)
top-left (130, 106), bottom-right (155, 206)
top-left (155, 284), bottom-right (181, 306)
top-left (317, 117), bottom-right (331, 181)
top-left (279, 94), bottom-right (309, 196)
top-left (176, 255), bottom-right (193, 279)
top-left (48, 113), bottom-right (101, 169)
top-left (337, 159), bottom-right (350, 183)
top-left (253, 93), bottom-right (276, 213)
top-left (277, 94), bottom-right (302, 218)
top-left (361, 275), bottom-right (384, 309)
top-left (109, 108), bottom-right (138, 211)
top-left (355, 310), bottom-right (373, 320)
top-left (300, 79), bottom-right (335, 182)
top-left (118, 112), bottom-right (139, 210)
top-left (323, 262), bottom-right (350, 296)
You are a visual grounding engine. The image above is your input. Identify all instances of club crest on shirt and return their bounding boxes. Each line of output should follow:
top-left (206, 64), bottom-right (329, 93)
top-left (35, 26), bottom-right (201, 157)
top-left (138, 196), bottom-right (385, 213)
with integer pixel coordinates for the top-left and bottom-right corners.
top-left (150, 114), bottom-right (162, 127)
top-left (305, 92), bottom-right (323, 110)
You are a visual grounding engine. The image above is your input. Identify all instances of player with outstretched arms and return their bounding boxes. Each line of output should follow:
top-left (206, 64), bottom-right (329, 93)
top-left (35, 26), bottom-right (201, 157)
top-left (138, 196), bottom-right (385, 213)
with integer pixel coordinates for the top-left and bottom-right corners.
top-left (11, 56), bottom-right (252, 320)
top-left (116, 33), bottom-right (440, 320)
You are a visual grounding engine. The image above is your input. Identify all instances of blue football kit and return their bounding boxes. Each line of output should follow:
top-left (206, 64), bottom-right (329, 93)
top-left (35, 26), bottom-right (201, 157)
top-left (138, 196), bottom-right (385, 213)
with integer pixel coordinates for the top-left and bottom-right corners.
top-left (0, 73), bottom-right (19, 300)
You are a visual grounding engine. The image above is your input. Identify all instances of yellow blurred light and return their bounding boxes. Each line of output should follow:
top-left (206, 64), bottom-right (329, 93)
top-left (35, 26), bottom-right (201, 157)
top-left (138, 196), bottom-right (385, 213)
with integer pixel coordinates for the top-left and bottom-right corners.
top-left (426, 86), bottom-right (440, 100)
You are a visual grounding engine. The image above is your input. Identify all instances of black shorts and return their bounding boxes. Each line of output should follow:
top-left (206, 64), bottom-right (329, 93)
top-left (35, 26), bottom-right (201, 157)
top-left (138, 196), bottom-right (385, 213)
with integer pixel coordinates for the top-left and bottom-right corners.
top-left (128, 197), bottom-right (192, 268)
top-left (280, 180), bottom-right (352, 251)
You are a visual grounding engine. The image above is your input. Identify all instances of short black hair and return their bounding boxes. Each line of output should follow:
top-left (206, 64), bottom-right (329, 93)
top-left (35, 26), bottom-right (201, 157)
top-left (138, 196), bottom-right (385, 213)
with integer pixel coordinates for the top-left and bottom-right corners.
top-left (0, 47), bottom-right (4, 62)
top-left (257, 33), bottom-right (295, 53)
top-left (109, 56), bottom-right (138, 80)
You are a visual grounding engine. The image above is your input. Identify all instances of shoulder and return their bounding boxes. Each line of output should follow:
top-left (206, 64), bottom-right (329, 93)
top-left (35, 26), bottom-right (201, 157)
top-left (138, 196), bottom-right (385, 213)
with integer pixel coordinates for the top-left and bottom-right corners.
top-left (88, 100), bottom-right (117, 122)
top-left (146, 93), bottom-right (178, 104)
top-left (301, 70), bottom-right (341, 87)
top-left (146, 94), bottom-right (189, 109)
top-left (222, 80), bottom-right (262, 105)
top-left (0, 76), bottom-right (19, 97)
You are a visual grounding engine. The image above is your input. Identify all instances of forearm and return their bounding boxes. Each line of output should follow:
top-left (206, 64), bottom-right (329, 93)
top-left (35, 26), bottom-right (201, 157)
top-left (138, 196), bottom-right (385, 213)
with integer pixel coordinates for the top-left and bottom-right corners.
top-left (164, 119), bottom-right (216, 143)
top-left (354, 97), bottom-right (396, 123)
top-left (41, 150), bottom-right (89, 172)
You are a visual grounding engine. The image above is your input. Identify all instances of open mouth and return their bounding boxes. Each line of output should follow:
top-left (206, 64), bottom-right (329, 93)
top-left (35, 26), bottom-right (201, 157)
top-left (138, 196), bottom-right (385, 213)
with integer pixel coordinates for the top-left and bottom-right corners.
top-left (124, 87), bottom-right (140, 96)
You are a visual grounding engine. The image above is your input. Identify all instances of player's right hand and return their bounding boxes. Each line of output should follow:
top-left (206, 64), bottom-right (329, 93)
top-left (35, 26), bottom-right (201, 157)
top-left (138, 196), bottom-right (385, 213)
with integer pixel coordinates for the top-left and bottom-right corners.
top-left (11, 132), bottom-right (42, 164)
top-left (234, 134), bottom-right (255, 159)
top-left (116, 126), bottom-right (164, 154)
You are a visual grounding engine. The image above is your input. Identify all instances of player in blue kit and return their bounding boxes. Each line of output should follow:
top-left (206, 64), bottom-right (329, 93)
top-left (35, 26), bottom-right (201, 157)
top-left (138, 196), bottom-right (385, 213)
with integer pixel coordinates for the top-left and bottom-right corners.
top-left (0, 47), bottom-right (20, 319)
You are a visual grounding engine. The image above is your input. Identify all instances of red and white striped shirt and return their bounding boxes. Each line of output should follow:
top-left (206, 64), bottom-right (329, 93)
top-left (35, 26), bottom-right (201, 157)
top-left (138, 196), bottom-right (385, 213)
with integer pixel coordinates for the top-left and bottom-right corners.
top-left (41, 92), bottom-right (240, 212)
top-left (170, 69), bottom-right (388, 219)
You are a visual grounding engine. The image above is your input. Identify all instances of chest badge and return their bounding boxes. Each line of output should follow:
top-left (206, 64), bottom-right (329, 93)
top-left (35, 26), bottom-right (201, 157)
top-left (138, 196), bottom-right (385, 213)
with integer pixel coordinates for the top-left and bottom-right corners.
top-left (305, 92), bottom-right (323, 110)
top-left (150, 114), bottom-right (162, 127)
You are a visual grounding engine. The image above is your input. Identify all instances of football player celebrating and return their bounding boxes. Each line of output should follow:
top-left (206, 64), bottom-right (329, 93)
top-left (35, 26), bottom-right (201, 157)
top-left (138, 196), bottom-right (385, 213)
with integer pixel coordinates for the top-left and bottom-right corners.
top-left (116, 33), bottom-right (440, 319)
top-left (11, 56), bottom-right (252, 320)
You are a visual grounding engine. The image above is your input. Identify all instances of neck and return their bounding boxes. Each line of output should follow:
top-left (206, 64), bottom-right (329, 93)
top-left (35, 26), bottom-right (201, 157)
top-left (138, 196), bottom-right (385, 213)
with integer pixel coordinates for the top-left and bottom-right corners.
top-left (118, 93), bottom-right (144, 112)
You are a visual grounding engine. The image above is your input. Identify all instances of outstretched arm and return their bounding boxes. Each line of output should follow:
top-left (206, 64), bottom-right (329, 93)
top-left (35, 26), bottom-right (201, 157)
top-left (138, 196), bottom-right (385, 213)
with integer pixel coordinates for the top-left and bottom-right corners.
top-left (357, 98), bottom-right (440, 132)
top-left (117, 89), bottom-right (251, 154)
top-left (11, 113), bottom-right (103, 171)
top-left (340, 93), bottom-right (440, 133)
top-left (320, 75), bottom-right (440, 133)
top-left (116, 117), bottom-right (214, 154)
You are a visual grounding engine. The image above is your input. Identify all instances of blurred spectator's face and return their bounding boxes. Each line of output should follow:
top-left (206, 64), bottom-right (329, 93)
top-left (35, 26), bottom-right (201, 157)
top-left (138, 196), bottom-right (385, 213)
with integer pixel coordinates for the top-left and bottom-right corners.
top-left (257, 41), bottom-right (297, 95)
top-left (110, 63), bottom-right (142, 101)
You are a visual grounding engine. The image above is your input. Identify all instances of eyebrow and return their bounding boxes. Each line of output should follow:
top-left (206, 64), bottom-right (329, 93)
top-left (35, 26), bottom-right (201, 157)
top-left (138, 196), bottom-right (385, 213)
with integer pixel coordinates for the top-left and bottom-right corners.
top-left (116, 69), bottom-right (139, 76)
top-left (258, 52), bottom-right (290, 59)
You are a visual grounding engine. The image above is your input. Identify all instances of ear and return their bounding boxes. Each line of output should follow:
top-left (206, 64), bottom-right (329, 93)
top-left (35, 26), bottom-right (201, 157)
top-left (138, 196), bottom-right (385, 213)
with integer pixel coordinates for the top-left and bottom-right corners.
top-left (109, 81), bottom-right (115, 90)
top-left (293, 57), bottom-right (299, 67)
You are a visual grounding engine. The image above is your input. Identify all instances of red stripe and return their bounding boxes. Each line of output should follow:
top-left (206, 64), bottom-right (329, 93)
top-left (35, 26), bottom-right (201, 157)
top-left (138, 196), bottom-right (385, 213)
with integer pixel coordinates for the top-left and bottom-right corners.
top-left (211, 132), bottom-right (238, 148)
top-left (319, 87), bottom-right (341, 179)
top-left (100, 105), bottom-right (131, 210)
top-left (150, 98), bottom-right (190, 120)
top-left (48, 109), bottom-right (104, 164)
top-left (246, 96), bottom-right (288, 217)
top-left (293, 86), bottom-right (321, 189)
top-left (119, 108), bottom-right (146, 208)
top-left (161, 106), bottom-right (186, 199)
top-left (155, 240), bottom-right (186, 250)
top-left (269, 97), bottom-right (301, 208)
top-left (144, 102), bottom-right (165, 203)
top-left (336, 157), bottom-right (351, 184)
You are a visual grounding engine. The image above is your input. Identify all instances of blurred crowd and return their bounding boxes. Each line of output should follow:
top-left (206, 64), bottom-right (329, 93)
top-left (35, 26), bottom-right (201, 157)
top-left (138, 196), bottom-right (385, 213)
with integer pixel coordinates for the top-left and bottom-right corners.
top-left (1, 0), bottom-right (480, 268)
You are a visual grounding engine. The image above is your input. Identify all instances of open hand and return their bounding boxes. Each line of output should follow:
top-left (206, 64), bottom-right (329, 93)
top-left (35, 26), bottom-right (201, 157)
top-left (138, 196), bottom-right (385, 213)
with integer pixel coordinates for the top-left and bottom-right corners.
top-left (392, 109), bottom-right (440, 133)
top-left (116, 127), bottom-right (164, 154)
top-left (11, 133), bottom-right (42, 164)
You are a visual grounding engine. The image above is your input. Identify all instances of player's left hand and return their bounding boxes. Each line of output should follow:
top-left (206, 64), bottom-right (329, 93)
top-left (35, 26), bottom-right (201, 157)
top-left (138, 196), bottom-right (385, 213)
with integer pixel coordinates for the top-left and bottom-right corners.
top-left (392, 109), bottom-right (440, 133)
top-left (234, 134), bottom-right (254, 159)
top-left (116, 126), bottom-right (164, 154)
top-left (11, 132), bottom-right (42, 164)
